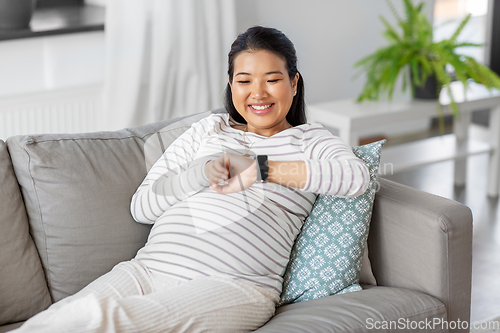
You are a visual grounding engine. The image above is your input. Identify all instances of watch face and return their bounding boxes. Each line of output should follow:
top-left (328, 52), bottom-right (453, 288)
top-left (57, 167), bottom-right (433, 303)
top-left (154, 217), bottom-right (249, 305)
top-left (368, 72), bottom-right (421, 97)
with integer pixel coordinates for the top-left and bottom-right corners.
top-left (257, 155), bottom-right (268, 183)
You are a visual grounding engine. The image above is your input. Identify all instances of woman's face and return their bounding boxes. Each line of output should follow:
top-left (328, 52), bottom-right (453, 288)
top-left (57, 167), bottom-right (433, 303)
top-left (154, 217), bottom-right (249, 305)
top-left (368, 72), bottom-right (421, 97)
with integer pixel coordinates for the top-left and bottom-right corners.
top-left (230, 49), bottom-right (299, 137)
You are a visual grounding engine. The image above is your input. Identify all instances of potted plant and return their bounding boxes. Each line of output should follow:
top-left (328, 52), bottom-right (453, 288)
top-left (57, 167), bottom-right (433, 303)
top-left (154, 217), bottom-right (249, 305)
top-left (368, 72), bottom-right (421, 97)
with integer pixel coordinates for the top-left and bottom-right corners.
top-left (354, 0), bottom-right (500, 121)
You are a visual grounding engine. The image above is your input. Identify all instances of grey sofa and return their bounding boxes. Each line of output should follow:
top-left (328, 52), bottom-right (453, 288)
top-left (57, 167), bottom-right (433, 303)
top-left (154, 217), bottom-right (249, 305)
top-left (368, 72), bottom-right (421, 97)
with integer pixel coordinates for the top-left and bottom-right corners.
top-left (0, 110), bottom-right (473, 333)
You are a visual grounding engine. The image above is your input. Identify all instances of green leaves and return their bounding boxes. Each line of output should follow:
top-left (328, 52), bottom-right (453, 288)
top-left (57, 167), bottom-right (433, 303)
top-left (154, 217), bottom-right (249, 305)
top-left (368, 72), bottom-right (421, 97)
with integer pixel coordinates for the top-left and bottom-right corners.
top-left (380, 16), bottom-right (401, 43)
top-left (354, 0), bottom-right (500, 119)
top-left (449, 14), bottom-right (471, 44)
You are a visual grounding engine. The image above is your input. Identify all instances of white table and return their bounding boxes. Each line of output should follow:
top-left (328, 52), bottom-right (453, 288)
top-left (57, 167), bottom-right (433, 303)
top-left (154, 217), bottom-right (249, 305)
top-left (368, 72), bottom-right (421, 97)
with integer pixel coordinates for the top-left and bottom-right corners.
top-left (308, 81), bottom-right (500, 197)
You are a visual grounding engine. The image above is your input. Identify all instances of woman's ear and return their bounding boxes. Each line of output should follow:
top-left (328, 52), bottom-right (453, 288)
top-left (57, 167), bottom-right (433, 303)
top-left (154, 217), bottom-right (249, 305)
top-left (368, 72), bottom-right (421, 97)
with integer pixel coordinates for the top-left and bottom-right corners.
top-left (228, 77), bottom-right (232, 88)
top-left (292, 73), bottom-right (299, 91)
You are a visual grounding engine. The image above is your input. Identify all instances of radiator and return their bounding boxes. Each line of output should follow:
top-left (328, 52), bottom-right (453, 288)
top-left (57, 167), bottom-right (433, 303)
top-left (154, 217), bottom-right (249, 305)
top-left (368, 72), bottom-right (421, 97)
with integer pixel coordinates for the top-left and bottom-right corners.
top-left (0, 85), bottom-right (104, 140)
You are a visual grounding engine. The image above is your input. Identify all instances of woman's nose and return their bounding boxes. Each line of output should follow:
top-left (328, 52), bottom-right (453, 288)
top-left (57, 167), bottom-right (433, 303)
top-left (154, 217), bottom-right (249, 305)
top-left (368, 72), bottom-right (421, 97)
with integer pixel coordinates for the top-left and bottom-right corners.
top-left (251, 82), bottom-right (267, 99)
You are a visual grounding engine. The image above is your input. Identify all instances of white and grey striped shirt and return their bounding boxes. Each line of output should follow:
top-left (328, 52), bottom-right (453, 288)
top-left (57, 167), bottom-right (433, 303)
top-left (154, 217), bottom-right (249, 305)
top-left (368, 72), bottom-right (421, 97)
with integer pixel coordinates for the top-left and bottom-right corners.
top-left (131, 113), bottom-right (369, 294)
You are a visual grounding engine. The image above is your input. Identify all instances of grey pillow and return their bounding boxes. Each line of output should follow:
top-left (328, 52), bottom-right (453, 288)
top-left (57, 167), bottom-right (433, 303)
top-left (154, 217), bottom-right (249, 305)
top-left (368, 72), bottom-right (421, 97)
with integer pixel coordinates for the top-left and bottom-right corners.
top-left (7, 111), bottom-right (211, 302)
top-left (0, 140), bottom-right (52, 325)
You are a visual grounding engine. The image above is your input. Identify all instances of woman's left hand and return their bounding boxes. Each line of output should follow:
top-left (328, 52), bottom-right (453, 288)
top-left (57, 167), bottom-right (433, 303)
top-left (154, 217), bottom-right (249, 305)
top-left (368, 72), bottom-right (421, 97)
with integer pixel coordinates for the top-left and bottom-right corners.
top-left (210, 153), bottom-right (257, 194)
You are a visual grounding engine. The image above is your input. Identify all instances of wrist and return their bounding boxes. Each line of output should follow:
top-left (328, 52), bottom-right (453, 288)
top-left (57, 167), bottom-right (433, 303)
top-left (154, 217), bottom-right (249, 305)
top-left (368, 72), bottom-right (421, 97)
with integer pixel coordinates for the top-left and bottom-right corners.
top-left (266, 160), bottom-right (307, 189)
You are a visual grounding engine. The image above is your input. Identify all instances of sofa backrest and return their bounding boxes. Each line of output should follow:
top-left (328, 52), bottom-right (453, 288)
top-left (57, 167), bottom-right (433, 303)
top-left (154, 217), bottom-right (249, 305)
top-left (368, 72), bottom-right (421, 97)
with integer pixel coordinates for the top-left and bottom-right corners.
top-left (6, 111), bottom-right (211, 303)
top-left (0, 140), bottom-right (52, 326)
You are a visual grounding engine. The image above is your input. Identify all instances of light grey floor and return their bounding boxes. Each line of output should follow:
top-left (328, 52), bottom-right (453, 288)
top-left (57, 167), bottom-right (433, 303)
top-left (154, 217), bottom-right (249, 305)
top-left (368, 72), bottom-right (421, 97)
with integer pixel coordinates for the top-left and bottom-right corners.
top-left (381, 124), bottom-right (500, 323)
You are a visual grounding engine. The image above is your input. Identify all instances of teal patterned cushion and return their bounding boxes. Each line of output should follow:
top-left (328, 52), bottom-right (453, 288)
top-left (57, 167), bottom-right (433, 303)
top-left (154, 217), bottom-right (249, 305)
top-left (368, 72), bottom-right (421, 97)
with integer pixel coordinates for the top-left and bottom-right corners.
top-left (279, 140), bottom-right (386, 305)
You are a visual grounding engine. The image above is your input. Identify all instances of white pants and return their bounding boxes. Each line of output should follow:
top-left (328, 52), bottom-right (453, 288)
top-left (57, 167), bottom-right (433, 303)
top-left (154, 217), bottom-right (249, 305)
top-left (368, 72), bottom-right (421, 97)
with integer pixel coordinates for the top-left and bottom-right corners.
top-left (13, 260), bottom-right (278, 333)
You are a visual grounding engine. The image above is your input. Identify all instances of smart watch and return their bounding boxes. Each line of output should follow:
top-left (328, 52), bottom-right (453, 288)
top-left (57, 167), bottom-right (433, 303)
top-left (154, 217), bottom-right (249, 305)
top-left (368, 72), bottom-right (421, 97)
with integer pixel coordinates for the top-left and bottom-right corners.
top-left (256, 155), bottom-right (268, 183)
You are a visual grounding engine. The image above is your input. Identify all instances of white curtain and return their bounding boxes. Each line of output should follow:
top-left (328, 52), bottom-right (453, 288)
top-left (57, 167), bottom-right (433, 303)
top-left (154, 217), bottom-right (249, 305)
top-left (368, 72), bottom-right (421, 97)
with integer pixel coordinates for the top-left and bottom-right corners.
top-left (103, 0), bottom-right (236, 130)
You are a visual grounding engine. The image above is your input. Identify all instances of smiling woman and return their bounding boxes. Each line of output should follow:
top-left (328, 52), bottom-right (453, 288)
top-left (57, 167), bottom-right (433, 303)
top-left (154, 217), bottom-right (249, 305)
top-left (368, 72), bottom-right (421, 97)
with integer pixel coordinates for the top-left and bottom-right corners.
top-left (11, 26), bottom-right (370, 333)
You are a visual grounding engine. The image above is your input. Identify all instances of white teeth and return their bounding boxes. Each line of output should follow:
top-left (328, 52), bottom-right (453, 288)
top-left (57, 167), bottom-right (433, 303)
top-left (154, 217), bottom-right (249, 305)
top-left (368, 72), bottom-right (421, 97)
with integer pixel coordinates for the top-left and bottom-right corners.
top-left (251, 104), bottom-right (272, 110)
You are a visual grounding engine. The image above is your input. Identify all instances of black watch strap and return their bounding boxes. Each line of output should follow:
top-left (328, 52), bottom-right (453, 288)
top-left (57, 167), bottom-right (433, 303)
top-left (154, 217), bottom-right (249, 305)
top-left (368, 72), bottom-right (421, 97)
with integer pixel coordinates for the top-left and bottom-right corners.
top-left (256, 155), bottom-right (268, 183)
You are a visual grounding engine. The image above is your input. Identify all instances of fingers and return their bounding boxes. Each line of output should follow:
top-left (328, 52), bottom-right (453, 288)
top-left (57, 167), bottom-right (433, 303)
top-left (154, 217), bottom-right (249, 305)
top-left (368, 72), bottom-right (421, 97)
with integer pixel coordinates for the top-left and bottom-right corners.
top-left (206, 153), bottom-right (258, 194)
top-left (210, 164), bottom-right (257, 194)
top-left (224, 153), bottom-right (229, 170)
top-left (214, 155), bottom-right (229, 174)
top-left (210, 176), bottom-right (241, 194)
top-left (205, 157), bottom-right (229, 186)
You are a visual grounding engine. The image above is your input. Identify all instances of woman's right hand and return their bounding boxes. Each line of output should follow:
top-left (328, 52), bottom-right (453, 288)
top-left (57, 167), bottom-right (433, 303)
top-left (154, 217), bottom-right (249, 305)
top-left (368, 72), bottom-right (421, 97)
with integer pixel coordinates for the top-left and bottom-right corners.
top-left (205, 155), bottom-right (229, 186)
top-left (205, 153), bottom-right (257, 194)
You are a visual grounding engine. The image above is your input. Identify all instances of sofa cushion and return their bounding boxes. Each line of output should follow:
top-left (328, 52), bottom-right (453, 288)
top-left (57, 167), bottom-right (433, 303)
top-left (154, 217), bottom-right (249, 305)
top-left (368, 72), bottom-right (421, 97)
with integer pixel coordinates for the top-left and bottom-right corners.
top-left (0, 322), bottom-right (24, 333)
top-left (0, 140), bottom-right (52, 325)
top-left (7, 112), bottom-right (211, 302)
top-left (256, 286), bottom-right (448, 333)
top-left (280, 140), bottom-right (385, 305)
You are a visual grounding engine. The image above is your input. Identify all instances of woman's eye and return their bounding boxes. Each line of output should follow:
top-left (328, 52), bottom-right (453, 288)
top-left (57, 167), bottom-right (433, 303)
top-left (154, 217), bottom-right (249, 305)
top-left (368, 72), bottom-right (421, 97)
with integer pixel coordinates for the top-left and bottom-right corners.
top-left (268, 79), bottom-right (280, 83)
top-left (237, 80), bottom-right (250, 84)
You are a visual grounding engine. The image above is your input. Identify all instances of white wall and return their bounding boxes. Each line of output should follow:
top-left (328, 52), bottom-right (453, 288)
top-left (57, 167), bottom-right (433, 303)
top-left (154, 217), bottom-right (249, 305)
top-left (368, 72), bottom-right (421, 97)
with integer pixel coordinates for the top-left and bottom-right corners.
top-left (0, 32), bottom-right (107, 138)
top-left (0, 32), bottom-right (105, 97)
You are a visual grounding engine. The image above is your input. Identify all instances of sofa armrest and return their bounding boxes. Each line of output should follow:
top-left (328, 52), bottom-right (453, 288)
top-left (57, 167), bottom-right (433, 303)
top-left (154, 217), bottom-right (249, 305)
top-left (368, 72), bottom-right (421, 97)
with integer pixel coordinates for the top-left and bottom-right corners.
top-left (369, 178), bottom-right (472, 329)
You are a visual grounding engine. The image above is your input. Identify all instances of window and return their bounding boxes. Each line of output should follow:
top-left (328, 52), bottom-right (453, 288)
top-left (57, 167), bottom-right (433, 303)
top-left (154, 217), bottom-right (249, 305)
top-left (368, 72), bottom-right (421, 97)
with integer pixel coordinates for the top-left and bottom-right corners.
top-left (433, 0), bottom-right (498, 126)
top-left (433, 0), bottom-right (489, 64)
top-left (490, 1), bottom-right (500, 75)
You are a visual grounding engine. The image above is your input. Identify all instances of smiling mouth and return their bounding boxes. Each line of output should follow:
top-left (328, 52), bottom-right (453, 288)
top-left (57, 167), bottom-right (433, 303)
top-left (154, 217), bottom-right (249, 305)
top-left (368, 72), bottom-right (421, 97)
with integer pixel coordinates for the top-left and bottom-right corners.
top-left (249, 104), bottom-right (274, 111)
